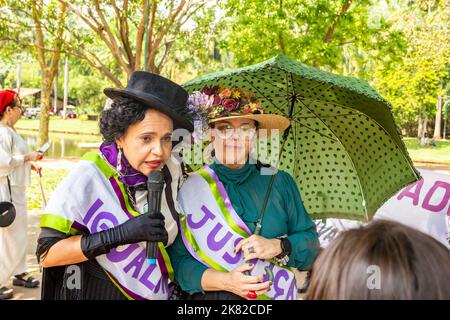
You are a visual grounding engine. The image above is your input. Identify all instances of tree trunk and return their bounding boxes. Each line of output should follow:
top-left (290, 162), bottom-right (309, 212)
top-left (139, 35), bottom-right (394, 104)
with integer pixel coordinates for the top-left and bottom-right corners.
top-left (417, 112), bottom-right (428, 139)
top-left (323, 0), bottom-right (352, 43)
top-left (63, 56), bottom-right (69, 119)
top-left (53, 71), bottom-right (58, 114)
top-left (38, 73), bottom-right (52, 146)
top-left (433, 80), bottom-right (444, 139)
top-left (16, 62), bottom-right (22, 90)
top-left (32, 1), bottom-right (67, 146)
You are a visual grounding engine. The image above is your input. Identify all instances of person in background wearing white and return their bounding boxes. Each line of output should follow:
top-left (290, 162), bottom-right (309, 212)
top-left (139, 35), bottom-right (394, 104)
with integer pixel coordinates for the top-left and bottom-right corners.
top-left (0, 89), bottom-right (43, 300)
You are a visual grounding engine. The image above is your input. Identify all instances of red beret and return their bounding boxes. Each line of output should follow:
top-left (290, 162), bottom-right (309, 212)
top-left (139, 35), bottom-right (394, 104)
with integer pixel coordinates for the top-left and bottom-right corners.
top-left (0, 90), bottom-right (17, 113)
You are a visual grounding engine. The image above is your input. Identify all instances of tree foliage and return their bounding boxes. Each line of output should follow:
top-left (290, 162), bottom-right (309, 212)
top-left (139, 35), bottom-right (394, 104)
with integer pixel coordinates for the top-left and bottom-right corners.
top-left (372, 0), bottom-right (450, 136)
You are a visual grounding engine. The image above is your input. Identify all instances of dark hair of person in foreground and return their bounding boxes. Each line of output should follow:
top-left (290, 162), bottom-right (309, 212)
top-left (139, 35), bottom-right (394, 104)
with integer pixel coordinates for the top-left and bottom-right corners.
top-left (307, 219), bottom-right (450, 300)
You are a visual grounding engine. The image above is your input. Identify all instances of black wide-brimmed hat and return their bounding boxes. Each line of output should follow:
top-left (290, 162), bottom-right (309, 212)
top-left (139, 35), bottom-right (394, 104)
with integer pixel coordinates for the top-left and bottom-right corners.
top-left (104, 71), bottom-right (194, 132)
top-left (0, 202), bottom-right (15, 228)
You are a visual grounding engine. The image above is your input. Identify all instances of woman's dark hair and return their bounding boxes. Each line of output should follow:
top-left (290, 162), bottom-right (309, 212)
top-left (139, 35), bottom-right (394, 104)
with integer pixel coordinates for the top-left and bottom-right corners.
top-left (0, 93), bottom-right (20, 120)
top-left (100, 96), bottom-right (156, 143)
top-left (306, 219), bottom-right (450, 300)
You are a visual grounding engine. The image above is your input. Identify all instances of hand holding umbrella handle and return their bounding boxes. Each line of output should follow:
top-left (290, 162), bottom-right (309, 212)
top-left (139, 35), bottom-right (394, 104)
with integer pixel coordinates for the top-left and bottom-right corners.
top-left (243, 263), bottom-right (274, 299)
top-left (242, 223), bottom-right (272, 299)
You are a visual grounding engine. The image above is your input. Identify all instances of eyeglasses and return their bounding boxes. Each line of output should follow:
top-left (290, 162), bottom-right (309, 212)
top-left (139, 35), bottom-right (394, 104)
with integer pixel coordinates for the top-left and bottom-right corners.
top-left (214, 124), bottom-right (257, 139)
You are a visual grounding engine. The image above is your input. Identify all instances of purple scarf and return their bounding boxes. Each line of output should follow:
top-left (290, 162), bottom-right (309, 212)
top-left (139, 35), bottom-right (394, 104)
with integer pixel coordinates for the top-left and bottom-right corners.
top-left (99, 142), bottom-right (147, 188)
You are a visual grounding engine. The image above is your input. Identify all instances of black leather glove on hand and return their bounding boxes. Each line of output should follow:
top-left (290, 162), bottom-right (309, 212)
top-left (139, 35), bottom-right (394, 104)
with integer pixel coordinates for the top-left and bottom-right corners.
top-left (81, 212), bottom-right (168, 260)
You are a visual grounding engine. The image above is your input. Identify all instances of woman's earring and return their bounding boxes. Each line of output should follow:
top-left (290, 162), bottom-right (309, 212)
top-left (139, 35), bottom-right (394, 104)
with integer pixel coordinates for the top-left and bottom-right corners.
top-left (117, 147), bottom-right (123, 172)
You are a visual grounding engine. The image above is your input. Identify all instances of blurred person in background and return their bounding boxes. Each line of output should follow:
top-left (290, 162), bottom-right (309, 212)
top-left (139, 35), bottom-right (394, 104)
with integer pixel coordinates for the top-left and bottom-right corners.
top-left (0, 89), bottom-right (43, 300)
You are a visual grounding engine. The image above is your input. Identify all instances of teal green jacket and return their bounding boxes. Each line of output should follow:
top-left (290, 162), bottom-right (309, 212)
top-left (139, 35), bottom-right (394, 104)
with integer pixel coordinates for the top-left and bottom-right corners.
top-left (167, 161), bottom-right (320, 294)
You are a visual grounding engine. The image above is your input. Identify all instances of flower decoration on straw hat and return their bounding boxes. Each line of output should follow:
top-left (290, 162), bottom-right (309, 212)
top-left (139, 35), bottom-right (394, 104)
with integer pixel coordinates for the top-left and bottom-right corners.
top-left (187, 85), bottom-right (265, 129)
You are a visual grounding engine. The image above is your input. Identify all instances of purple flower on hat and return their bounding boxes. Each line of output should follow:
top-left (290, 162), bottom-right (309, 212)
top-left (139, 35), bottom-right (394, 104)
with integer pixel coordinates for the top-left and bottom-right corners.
top-left (187, 91), bottom-right (211, 115)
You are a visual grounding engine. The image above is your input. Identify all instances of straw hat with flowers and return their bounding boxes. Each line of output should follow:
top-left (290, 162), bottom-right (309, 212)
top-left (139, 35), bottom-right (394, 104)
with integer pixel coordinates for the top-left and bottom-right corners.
top-left (187, 86), bottom-right (290, 132)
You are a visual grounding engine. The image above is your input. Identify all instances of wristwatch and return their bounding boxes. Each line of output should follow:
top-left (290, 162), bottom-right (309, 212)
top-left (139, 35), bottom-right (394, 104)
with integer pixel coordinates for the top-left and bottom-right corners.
top-left (275, 235), bottom-right (291, 266)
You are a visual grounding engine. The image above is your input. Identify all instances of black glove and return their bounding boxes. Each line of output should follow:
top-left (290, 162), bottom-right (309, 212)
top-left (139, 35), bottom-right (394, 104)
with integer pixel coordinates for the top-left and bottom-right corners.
top-left (81, 212), bottom-right (168, 260)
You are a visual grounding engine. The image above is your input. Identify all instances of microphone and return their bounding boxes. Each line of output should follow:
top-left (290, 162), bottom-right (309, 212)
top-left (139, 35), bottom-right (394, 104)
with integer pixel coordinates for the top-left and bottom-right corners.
top-left (146, 170), bottom-right (165, 265)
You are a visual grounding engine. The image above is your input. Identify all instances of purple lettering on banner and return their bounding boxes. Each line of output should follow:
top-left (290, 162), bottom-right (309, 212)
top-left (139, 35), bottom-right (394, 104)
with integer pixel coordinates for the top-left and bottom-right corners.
top-left (107, 243), bottom-right (140, 262)
top-left (187, 205), bottom-right (215, 229)
top-left (163, 277), bottom-right (169, 294)
top-left (153, 276), bottom-right (167, 295)
top-left (91, 211), bottom-right (119, 232)
top-left (272, 269), bottom-right (289, 299)
top-left (397, 179), bottom-right (424, 205)
top-left (82, 198), bottom-right (119, 233)
top-left (123, 249), bottom-right (146, 278)
top-left (83, 199), bottom-right (104, 225)
top-left (139, 263), bottom-right (157, 291)
top-left (207, 222), bottom-right (233, 251)
top-left (422, 181), bottom-right (450, 215)
top-left (223, 237), bottom-right (243, 264)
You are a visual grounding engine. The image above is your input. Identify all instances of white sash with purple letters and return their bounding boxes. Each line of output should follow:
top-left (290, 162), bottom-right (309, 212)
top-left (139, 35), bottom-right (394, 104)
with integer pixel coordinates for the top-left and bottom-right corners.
top-left (40, 152), bottom-right (173, 300)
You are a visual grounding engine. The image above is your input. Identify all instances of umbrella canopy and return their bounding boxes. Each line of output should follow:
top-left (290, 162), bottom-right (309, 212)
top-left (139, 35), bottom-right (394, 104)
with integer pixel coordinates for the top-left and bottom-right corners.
top-left (182, 54), bottom-right (420, 221)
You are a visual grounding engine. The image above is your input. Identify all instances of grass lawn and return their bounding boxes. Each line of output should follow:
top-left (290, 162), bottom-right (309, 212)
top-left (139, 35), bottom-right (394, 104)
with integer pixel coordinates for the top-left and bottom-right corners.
top-left (16, 118), bottom-right (100, 135)
top-left (28, 168), bottom-right (69, 211)
top-left (403, 137), bottom-right (450, 163)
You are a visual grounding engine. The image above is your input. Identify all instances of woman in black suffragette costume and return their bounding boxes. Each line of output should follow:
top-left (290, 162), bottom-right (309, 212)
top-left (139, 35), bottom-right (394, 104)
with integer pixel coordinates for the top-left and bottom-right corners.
top-left (36, 72), bottom-right (193, 300)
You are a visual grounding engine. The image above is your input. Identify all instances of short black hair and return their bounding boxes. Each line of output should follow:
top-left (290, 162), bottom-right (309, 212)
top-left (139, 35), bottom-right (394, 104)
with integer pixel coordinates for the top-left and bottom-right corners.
top-left (99, 96), bottom-right (152, 143)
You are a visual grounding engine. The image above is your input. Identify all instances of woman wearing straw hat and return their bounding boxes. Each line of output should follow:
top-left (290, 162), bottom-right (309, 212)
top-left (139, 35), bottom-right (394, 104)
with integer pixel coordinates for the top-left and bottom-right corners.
top-left (0, 89), bottom-right (43, 299)
top-left (36, 72), bottom-right (193, 300)
top-left (168, 86), bottom-right (320, 300)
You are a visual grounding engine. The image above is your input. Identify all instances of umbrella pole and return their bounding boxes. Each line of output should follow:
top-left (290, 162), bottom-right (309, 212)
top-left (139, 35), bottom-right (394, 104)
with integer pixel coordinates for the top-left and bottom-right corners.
top-left (244, 96), bottom-right (295, 298)
top-left (254, 93), bottom-right (295, 236)
top-left (254, 131), bottom-right (290, 236)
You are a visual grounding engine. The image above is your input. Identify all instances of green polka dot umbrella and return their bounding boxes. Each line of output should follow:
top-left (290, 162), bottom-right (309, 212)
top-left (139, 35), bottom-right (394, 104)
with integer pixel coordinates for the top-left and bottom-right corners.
top-left (182, 54), bottom-right (420, 221)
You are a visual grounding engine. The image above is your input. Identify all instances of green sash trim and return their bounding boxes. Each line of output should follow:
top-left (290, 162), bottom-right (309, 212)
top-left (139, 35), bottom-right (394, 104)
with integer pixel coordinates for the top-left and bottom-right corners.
top-left (83, 152), bottom-right (174, 287)
top-left (180, 212), bottom-right (271, 299)
top-left (82, 152), bottom-right (140, 217)
top-left (158, 242), bottom-right (175, 281)
top-left (198, 167), bottom-right (293, 272)
top-left (83, 151), bottom-right (173, 270)
top-left (105, 273), bottom-right (134, 300)
top-left (179, 212), bottom-right (228, 272)
top-left (81, 152), bottom-right (115, 179)
top-left (105, 244), bottom-right (174, 299)
top-left (114, 175), bottom-right (141, 217)
top-left (39, 213), bottom-right (81, 236)
top-left (197, 168), bottom-right (250, 239)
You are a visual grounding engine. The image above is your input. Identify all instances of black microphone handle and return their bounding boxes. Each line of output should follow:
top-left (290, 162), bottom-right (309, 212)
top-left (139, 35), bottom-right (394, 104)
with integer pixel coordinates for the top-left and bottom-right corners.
top-left (146, 187), bottom-right (163, 265)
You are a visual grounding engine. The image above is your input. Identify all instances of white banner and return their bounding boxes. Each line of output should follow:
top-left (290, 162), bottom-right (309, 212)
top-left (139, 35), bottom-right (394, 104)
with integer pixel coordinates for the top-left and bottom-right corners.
top-left (314, 169), bottom-right (450, 249)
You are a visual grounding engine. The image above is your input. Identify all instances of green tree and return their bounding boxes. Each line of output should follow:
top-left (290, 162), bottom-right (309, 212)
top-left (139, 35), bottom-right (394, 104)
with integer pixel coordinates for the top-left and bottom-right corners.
top-left (0, 0), bottom-right (68, 145)
top-left (372, 0), bottom-right (450, 138)
top-left (217, 0), bottom-right (405, 74)
top-left (58, 0), bottom-right (210, 88)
